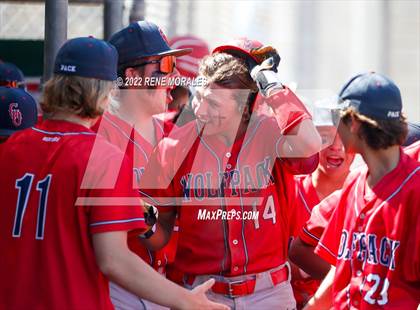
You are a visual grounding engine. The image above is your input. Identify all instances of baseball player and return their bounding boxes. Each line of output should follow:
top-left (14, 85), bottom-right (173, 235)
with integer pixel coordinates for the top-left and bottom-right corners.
top-left (310, 72), bottom-right (420, 309)
top-left (164, 34), bottom-right (211, 282)
top-left (290, 127), bottom-right (420, 309)
top-left (0, 36), bottom-right (227, 310)
top-left (289, 104), bottom-right (355, 309)
top-left (139, 38), bottom-right (322, 309)
top-left (92, 21), bottom-right (193, 310)
top-left (290, 124), bottom-right (420, 286)
top-left (0, 86), bottom-right (37, 144)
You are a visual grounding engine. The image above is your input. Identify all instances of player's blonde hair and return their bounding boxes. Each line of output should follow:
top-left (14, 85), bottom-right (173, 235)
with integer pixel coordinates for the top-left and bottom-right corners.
top-left (41, 74), bottom-right (114, 119)
top-left (199, 53), bottom-right (258, 120)
top-left (341, 106), bottom-right (408, 149)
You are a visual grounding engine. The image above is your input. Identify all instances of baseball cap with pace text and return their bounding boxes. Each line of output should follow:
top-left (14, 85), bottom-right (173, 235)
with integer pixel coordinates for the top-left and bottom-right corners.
top-left (338, 72), bottom-right (402, 120)
top-left (54, 37), bottom-right (118, 81)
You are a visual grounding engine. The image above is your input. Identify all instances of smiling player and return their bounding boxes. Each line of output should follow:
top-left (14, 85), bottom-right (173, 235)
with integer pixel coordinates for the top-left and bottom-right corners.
top-left (313, 72), bottom-right (420, 309)
top-left (91, 21), bottom-right (193, 310)
top-left (139, 38), bottom-right (322, 309)
top-left (289, 104), bottom-right (354, 308)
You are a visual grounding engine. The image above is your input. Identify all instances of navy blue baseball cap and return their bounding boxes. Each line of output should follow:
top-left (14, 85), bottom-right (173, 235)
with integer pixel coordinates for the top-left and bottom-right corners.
top-left (338, 72), bottom-right (402, 120)
top-left (54, 37), bottom-right (118, 81)
top-left (0, 87), bottom-right (37, 136)
top-left (109, 21), bottom-right (192, 66)
top-left (0, 62), bottom-right (25, 88)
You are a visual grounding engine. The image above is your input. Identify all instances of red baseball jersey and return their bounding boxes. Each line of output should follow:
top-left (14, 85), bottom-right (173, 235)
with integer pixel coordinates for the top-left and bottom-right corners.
top-left (140, 101), bottom-right (311, 277)
top-left (0, 120), bottom-right (146, 309)
top-left (290, 174), bottom-right (320, 238)
top-left (300, 142), bottom-right (419, 248)
top-left (289, 174), bottom-right (321, 308)
top-left (315, 150), bottom-right (420, 309)
top-left (299, 189), bottom-right (343, 247)
top-left (93, 112), bottom-right (177, 272)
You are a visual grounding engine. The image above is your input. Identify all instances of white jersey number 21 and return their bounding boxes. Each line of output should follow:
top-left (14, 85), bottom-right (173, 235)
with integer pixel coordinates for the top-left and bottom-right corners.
top-left (364, 274), bottom-right (389, 305)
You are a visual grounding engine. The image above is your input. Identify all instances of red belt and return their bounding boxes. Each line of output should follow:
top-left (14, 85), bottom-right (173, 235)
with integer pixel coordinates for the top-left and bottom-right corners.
top-left (185, 266), bottom-right (289, 298)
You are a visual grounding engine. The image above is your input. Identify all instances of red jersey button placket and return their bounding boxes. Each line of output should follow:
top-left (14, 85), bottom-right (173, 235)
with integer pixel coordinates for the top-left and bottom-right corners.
top-left (224, 148), bottom-right (246, 275)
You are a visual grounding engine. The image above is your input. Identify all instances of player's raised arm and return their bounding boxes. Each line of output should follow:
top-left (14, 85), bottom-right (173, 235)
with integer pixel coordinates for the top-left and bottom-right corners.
top-left (263, 90), bottom-right (322, 159)
top-left (211, 41), bottom-right (322, 160)
top-left (239, 44), bottom-right (322, 158)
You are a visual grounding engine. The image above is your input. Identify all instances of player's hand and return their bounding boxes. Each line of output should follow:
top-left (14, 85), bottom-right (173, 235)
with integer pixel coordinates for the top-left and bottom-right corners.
top-left (248, 46), bottom-right (282, 98)
top-left (143, 203), bottom-right (158, 227)
top-left (179, 279), bottom-right (229, 310)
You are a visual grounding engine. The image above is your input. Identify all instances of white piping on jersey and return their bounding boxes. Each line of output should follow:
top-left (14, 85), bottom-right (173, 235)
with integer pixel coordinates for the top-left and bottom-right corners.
top-left (302, 226), bottom-right (320, 242)
top-left (353, 174), bottom-right (362, 217)
top-left (102, 114), bottom-right (149, 163)
top-left (31, 127), bottom-right (96, 136)
top-left (195, 121), bottom-right (229, 274)
top-left (235, 116), bottom-right (265, 274)
top-left (298, 187), bottom-right (312, 215)
top-left (275, 135), bottom-right (287, 158)
top-left (152, 117), bottom-right (165, 136)
top-left (138, 190), bottom-right (174, 206)
top-left (365, 166), bottom-right (419, 232)
top-left (239, 116), bottom-right (266, 155)
top-left (147, 249), bottom-right (153, 266)
top-left (90, 217), bottom-right (145, 226)
top-left (317, 240), bottom-right (337, 259)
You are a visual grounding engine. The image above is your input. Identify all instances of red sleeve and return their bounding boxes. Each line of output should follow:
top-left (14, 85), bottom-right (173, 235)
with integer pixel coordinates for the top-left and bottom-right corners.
top-left (280, 154), bottom-right (319, 175)
top-left (314, 193), bottom-right (347, 266)
top-left (264, 86), bottom-right (318, 175)
top-left (139, 139), bottom-right (178, 213)
top-left (401, 190), bottom-right (420, 282)
top-left (289, 178), bottom-right (311, 239)
top-left (76, 142), bottom-right (147, 234)
top-left (263, 86), bottom-right (311, 134)
top-left (300, 190), bottom-right (342, 247)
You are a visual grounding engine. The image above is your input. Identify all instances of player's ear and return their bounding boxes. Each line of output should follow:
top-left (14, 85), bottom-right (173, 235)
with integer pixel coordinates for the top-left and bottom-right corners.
top-left (349, 114), bottom-right (360, 134)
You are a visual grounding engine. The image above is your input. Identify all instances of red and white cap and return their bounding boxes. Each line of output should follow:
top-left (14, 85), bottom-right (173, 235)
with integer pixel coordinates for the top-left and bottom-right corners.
top-left (169, 35), bottom-right (210, 78)
top-left (212, 37), bottom-right (264, 65)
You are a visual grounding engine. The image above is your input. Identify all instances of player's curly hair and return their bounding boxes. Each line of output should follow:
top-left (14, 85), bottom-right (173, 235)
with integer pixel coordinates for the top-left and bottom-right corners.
top-left (341, 107), bottom-right (408, 149)
top-left (199, 53), bottom-right (258, 120)
top-left (41, 74), bottom-right (114, 119)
